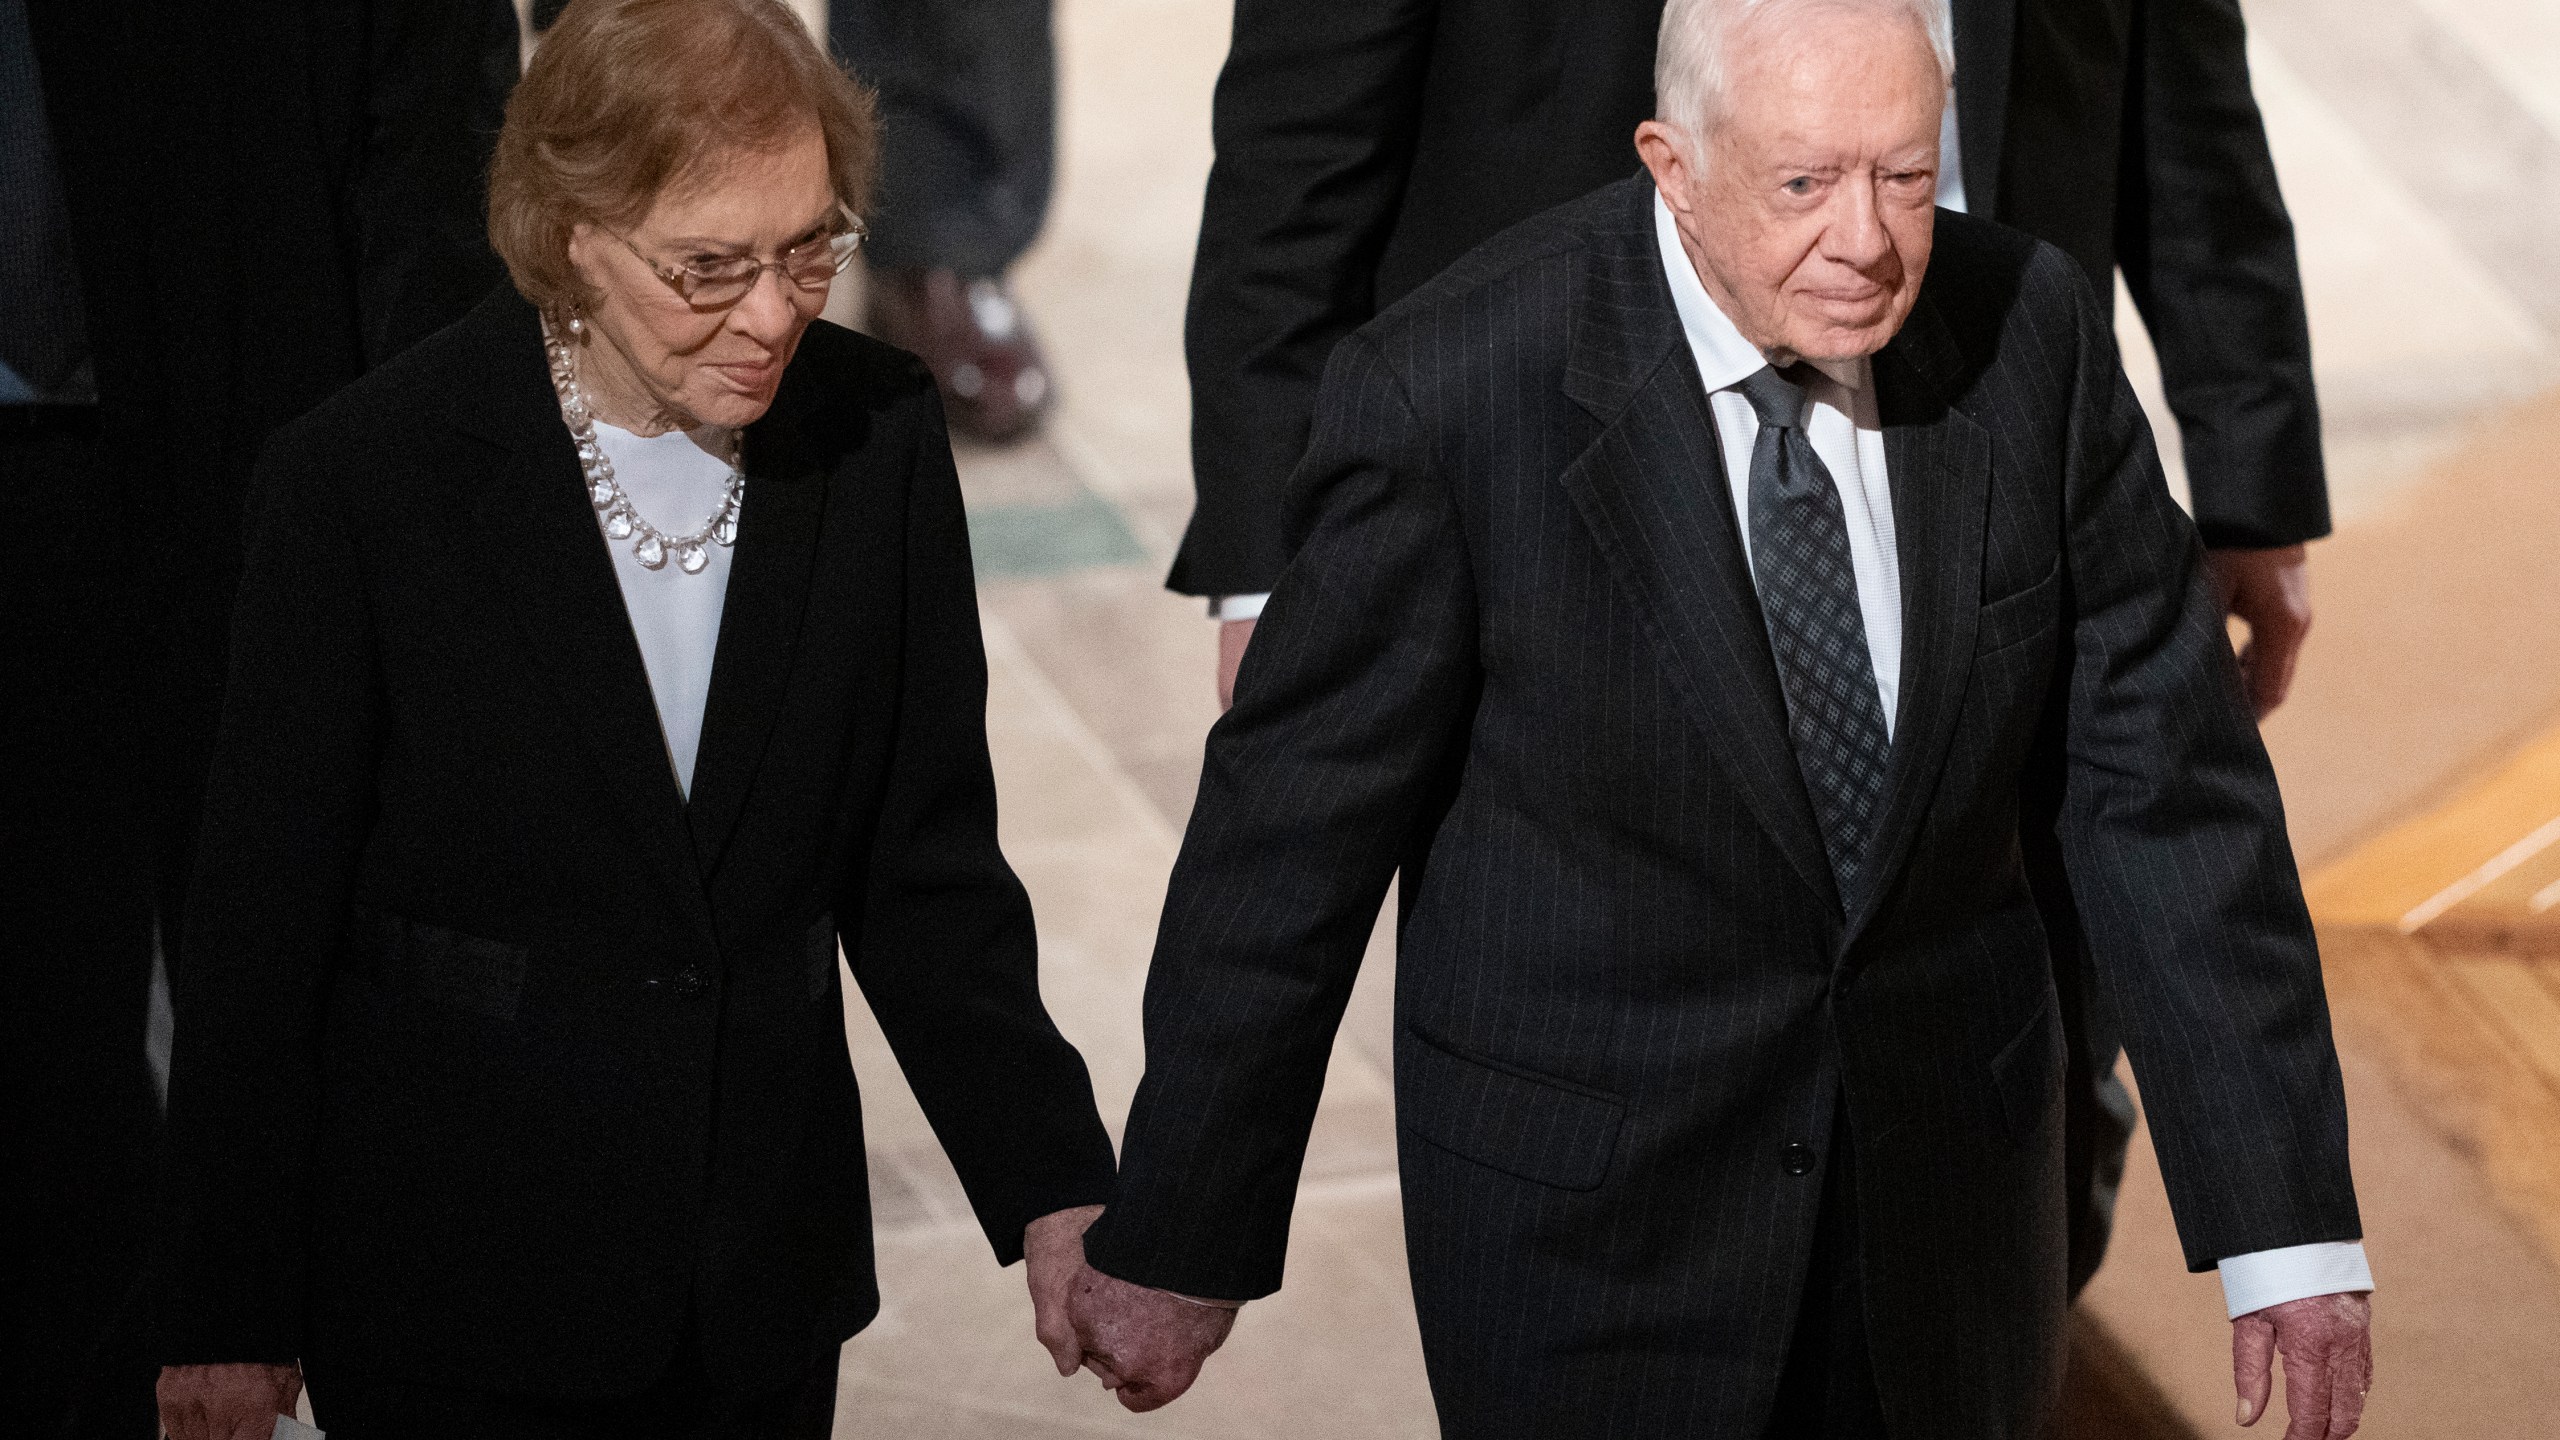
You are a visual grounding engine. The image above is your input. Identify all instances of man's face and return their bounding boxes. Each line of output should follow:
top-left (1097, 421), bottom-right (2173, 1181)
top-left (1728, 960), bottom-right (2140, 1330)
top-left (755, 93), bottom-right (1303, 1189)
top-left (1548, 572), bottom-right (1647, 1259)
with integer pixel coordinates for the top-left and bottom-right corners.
top-left (1637, 4), bottom-right (1944, 365)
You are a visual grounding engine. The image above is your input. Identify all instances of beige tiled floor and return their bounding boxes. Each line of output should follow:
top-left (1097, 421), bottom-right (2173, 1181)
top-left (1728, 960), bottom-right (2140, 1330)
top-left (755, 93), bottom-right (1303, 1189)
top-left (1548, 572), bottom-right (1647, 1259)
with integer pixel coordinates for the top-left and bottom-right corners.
top-left (816, 0), bottom-right (2560, 1433)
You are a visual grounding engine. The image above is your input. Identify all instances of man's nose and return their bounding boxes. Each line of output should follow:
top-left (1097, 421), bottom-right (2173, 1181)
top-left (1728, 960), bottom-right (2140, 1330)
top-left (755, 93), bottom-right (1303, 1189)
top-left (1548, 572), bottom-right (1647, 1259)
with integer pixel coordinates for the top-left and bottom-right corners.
top-left (1823, 179), bottom-right (1895, 271)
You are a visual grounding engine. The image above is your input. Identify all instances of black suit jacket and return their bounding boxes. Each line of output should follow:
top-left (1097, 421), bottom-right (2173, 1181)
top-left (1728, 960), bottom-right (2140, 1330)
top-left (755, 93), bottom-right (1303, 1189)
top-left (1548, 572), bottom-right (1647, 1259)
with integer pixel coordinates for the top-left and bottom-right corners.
top-left (1174, 0), bottom-right (2328, 596)
top-left (157, 291), bottom-right (1117, 1393)
top-left (1087, 178), bottom-right (2358, 1438)
top-left (28, 0), bottom-right (520, 905)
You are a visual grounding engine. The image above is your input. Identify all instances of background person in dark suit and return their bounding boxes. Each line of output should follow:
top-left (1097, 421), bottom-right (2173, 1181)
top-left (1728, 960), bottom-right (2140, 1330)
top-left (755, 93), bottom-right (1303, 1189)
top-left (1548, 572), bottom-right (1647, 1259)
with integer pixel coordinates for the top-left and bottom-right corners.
top-left (1174, 0), bottom-right (2327, 1299)
top-left (1069, 0), bottom-right (2372, 1434)
top-left (7, 2), bottom-right (519, 1434)
top-left (152, 4), bottom-right (1114, 1436)
top-left (534, 0), bottom-right (1067, 441)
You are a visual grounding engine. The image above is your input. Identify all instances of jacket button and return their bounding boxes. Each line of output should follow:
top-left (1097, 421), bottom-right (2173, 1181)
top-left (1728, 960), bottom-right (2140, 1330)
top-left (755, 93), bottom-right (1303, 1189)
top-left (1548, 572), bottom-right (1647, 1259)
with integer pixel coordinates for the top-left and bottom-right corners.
top-left (1781, 1142), bottom-right (1817, 1176)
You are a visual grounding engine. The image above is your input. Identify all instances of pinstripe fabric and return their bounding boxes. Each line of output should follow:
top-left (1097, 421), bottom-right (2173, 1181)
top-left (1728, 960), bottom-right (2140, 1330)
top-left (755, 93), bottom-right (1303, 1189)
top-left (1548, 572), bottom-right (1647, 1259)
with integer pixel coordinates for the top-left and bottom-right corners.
top-left (1084, 177), bottom-right (2358, 1439)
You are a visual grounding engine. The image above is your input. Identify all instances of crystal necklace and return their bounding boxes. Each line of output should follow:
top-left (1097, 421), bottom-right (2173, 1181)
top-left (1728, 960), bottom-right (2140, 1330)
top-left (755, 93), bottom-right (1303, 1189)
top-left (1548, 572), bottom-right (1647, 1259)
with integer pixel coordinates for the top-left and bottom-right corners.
top-left (541, 318), bottom-right (744, 574)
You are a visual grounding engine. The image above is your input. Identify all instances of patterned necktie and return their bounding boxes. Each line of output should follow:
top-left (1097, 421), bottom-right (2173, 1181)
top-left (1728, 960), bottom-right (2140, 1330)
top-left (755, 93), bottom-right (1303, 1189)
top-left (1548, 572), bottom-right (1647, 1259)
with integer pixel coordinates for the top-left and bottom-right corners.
top-left (1735, 363), bottom-right (1892, 901)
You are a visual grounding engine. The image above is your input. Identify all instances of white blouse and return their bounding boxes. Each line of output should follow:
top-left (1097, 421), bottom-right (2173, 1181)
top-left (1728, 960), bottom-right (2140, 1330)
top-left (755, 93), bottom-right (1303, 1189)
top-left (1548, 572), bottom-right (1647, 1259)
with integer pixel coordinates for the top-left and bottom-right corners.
top-left (591, 420), bottom-right (738, 797)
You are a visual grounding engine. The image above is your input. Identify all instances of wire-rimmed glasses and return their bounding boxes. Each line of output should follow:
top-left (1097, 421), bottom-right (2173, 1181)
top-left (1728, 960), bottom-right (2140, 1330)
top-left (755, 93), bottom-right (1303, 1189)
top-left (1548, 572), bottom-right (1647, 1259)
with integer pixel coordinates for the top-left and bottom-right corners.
top-left (607, 208), bottom-right (868, 310)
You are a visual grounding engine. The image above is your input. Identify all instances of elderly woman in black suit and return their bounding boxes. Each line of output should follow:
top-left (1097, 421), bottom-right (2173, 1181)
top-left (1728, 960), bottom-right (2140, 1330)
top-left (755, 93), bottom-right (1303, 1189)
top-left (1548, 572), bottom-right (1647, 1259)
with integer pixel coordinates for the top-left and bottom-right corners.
top-left (151, 2), bottom-right (1115, 1435)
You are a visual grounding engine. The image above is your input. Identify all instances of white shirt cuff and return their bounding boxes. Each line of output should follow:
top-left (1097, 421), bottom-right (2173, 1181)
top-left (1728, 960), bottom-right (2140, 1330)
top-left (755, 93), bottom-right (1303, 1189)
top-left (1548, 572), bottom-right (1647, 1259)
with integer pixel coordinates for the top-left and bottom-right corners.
top-left (2217, 1241), bottom-right (2373, 1319)
top-left (1208, 593), bottom-right (1270, 621)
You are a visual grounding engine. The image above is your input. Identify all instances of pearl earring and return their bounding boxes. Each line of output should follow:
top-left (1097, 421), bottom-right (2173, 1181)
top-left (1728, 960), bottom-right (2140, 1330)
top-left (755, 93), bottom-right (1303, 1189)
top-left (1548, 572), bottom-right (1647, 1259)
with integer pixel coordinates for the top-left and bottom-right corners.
top-left (566, 311), bottom-right (585, 337)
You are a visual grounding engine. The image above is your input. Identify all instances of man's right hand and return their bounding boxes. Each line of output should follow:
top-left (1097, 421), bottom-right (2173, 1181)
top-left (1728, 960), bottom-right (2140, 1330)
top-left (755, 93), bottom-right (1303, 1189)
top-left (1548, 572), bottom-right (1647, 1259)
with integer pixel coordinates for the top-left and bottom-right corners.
top-left (1067, 1262), bottom-right (1238, 1412)
top-left (1217, 619), bottom-right (1257, 712)
top-left (158, 1362), bottom-right (304, 1440)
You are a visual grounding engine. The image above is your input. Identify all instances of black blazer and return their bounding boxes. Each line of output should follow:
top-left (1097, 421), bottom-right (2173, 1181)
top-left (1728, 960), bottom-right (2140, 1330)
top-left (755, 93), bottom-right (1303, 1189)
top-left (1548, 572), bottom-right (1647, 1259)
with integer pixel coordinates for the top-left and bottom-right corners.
top-left (156, 290), bottom-right (1117, 1394)
top-left (29, 0), bottom-right (522, 931)
top-left (1173, 0), bottom-right (2328, 597)
top-left (1086, 178), bottom-right (2358, 1438)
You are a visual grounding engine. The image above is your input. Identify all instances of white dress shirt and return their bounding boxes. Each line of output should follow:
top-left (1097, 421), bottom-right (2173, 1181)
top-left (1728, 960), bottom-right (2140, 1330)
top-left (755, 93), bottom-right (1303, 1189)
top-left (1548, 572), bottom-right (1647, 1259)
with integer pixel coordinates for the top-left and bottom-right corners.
top-left (1653, 192), bottom-right (1904, 738)
top-left (1651, 188), bottom-right (2369, 1320)
top-left (591, 420), bottom-right (737, 798)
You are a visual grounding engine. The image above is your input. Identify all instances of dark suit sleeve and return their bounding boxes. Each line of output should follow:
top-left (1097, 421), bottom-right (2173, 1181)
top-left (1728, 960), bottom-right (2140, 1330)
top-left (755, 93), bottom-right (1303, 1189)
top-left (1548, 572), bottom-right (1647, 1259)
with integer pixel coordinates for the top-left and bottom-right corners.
top-left (158, 443), bottom-right (380, 1364)
top-left (1085, 331), bottom-right (1477, 1299)
top-left (2114, 0), bottom-right (2329, 549)
top-left (1169, 0), bottom-right (1439, 597)
top-left (2044, 251), bottom-right (2360, 1271)
top-left (352, 0), bottom-right (518, 365)
top-left (843, 385), bottom-right (1116, 1266)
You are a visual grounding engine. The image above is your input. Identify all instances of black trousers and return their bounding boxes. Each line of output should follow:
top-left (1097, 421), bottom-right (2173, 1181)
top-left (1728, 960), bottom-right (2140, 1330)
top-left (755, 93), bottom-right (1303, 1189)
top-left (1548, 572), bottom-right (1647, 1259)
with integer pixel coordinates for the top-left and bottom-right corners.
top-left (1, 417), bottom-right (164, 1439)
top-left (827, 0), bottom-right (1055, 274)
top-left (1763, 1106), bottom-right (1890, 1440)
top-left (306, 1343), bottom-right (840, 1440)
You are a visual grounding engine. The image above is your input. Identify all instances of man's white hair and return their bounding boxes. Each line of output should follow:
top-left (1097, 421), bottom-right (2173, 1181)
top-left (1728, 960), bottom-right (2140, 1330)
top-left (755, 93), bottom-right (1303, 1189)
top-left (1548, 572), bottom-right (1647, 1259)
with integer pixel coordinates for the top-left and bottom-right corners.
top-left (1654, 0), bottom-right (1955, 139)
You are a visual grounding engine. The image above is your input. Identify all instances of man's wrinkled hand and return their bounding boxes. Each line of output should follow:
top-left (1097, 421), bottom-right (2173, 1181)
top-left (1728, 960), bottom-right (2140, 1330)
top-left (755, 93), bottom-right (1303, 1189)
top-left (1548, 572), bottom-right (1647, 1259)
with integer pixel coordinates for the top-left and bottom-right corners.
top-left (1067, 1262), bottom-right (1238, 1412)
top-left (158, 1361), bottom-right (304, 1440)
top-left (2232, 1291), bottom-right (2372, 1439)
top-left (1026, 1203), bottom-right (1107, 1376)
top-left (2207, 544), bottom-right (2312, 718)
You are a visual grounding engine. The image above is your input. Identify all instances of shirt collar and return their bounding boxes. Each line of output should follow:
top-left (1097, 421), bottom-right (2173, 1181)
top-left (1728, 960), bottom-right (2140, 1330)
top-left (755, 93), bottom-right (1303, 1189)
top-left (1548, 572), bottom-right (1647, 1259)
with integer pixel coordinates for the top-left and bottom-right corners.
top-left (1654, 190), bottom-right (1771, 393)
top-left (1651, 189), bottom-right (1873, 400)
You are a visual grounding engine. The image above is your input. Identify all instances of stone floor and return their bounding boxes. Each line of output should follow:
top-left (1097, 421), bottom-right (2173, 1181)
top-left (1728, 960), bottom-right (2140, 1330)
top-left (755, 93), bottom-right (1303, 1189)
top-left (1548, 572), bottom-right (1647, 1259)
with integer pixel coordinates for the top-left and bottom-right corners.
top-left (795, 0), bottom-right (2560, 1434)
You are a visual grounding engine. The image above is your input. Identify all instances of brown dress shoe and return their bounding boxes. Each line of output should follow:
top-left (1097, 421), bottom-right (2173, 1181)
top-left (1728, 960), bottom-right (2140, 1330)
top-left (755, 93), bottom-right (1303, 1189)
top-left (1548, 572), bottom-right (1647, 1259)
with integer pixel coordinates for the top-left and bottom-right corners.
top-left (866, 267), bottom-right (1055, 443)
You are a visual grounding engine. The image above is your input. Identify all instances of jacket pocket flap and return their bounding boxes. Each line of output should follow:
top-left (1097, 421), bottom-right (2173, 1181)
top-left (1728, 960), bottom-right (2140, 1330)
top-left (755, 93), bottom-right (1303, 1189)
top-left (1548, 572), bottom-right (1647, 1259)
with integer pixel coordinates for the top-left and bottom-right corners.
top-left (1989, 997), bottom-right (2064, 1145)
top-left (1977, 561), bottom-right (2061, 656)
top-left (1398, 1029), bottom-right (1624, 1192)
top-left (357, 911), bottom-right (529, 1021)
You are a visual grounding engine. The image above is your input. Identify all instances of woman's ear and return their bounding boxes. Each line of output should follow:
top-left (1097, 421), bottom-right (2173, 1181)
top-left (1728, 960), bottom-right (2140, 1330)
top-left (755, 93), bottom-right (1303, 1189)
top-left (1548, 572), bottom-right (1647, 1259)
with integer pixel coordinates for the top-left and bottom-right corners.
top-left (565, 222), bottom-right (600, 288)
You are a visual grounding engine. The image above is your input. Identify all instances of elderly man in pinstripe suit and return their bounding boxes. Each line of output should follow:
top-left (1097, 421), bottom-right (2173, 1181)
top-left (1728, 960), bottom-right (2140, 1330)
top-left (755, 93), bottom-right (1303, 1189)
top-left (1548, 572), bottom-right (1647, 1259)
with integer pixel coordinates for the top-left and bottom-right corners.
top-left (1067, 0), bottom-right (2375, 1434)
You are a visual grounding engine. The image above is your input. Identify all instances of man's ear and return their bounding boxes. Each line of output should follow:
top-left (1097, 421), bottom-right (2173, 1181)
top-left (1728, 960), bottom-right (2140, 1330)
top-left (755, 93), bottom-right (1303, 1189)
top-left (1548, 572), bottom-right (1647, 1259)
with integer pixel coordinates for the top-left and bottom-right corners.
top-left (1634, 121), bottom-right (1699, 218)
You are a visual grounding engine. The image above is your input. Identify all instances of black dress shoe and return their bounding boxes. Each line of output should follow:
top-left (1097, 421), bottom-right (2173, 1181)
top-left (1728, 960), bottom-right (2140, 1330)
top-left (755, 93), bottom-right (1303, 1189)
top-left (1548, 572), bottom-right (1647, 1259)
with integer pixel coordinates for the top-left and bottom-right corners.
top-left (866, 267), bottom-right (1055, 443)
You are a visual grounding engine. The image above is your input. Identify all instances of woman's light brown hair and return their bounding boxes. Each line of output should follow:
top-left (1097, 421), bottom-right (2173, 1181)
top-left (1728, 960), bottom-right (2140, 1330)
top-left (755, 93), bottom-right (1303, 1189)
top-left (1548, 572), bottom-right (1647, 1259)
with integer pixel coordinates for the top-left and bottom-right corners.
top-left (489, 0), bottom-right (880, 321)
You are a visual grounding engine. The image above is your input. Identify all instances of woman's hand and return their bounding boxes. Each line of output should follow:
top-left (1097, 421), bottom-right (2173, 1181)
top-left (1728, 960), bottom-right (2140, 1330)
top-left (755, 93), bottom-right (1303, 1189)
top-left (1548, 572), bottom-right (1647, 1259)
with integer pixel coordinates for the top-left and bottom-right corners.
top-left (1025, 1203), bottom-right (1107, 1375)
top-left (158, 1362), bottom-right (304, 1440)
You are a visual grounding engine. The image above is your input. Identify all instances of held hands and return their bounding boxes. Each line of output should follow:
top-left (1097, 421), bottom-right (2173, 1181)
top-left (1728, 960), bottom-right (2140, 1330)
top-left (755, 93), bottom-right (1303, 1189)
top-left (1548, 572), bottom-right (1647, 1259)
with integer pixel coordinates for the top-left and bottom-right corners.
top-left (2232, 1291), bottom-right (2373, 1439)
top-left (158, 1361), bottom-right (303, 1440)
top-left (1025, 1204), bottom-right (1108, 1375)
top-left (1067, 1263), bottom-right (1237, 1411)
top-left (1025, 1204), bottom-right (1237, 1411)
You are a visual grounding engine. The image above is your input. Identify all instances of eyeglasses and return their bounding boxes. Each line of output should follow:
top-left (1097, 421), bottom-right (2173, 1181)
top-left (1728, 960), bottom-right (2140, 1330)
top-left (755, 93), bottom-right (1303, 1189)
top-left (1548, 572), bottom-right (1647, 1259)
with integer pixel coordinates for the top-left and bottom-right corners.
top-left (607, 209), bottom-right (868, 310)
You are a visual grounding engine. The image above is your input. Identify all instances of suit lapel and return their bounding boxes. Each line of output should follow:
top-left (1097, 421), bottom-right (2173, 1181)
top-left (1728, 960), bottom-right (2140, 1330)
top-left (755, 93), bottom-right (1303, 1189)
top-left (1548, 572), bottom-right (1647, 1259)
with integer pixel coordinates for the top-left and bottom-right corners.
top-left (1845, 293), bottom-right (1992, 942)
top-left (450, 294), bottom-right (717, 942)
top-left (683, 373), bottom-right (829, 877)
top-left (1954, 0), bottom-right (2019, 215)
top-left (1556, 183), bottom-right (1840, 911)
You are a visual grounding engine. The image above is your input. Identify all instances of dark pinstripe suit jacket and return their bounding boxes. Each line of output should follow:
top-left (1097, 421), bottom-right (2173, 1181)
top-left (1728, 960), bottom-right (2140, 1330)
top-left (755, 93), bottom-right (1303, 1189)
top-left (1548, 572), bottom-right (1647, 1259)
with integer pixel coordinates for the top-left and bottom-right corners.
top-left (1083, 176), bottom-right (2359, 1438)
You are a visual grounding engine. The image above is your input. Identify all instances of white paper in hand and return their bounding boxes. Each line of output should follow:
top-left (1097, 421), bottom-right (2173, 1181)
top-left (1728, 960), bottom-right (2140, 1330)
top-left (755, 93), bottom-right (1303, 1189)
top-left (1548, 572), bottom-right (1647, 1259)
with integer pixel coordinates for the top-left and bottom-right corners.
top-left (271, 1416), bottom-right (325, 1440)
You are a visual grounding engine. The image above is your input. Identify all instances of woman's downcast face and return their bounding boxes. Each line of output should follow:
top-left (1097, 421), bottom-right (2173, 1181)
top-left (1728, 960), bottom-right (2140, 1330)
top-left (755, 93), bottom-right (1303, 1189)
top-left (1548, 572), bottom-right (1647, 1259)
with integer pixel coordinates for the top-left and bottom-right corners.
top-left (565, 123), bottom-right (838, 433)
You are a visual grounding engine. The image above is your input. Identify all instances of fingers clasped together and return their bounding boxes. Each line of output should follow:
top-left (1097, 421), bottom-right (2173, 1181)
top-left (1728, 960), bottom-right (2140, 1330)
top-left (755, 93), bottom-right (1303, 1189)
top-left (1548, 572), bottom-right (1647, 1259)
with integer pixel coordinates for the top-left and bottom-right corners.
top-left (1023, 1205), bottom-right (1237, 1412)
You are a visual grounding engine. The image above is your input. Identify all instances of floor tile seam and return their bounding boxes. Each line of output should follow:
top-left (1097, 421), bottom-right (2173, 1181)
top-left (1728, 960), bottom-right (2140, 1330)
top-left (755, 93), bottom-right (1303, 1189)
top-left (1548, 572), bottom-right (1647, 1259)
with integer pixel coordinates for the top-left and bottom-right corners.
top-left (2249, 0), bottom-right (2560, 339)
top-left (1042, 413), bottom-right (1187, 563)
top-left (2418, 956), bottom-right (2560, 1115)
top-left (2313, 364), bottom-right (2560, 443)
top-left (2297, 708), bottom-right (2560, 899)
top-left (2252, 52), bottom-right (2557, 363)
top-left (983, 610), bottom-right (1186, 851)
top-left (2404, 0), bottom-right (2560, 140)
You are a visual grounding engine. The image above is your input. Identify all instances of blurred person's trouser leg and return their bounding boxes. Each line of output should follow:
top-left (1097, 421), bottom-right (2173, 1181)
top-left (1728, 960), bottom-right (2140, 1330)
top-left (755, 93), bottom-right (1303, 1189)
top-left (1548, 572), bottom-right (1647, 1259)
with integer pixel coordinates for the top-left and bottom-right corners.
top-left (831, 0), bottom-right (1059, 442)
top-left (1, 414), bottom-right (165, 1439)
